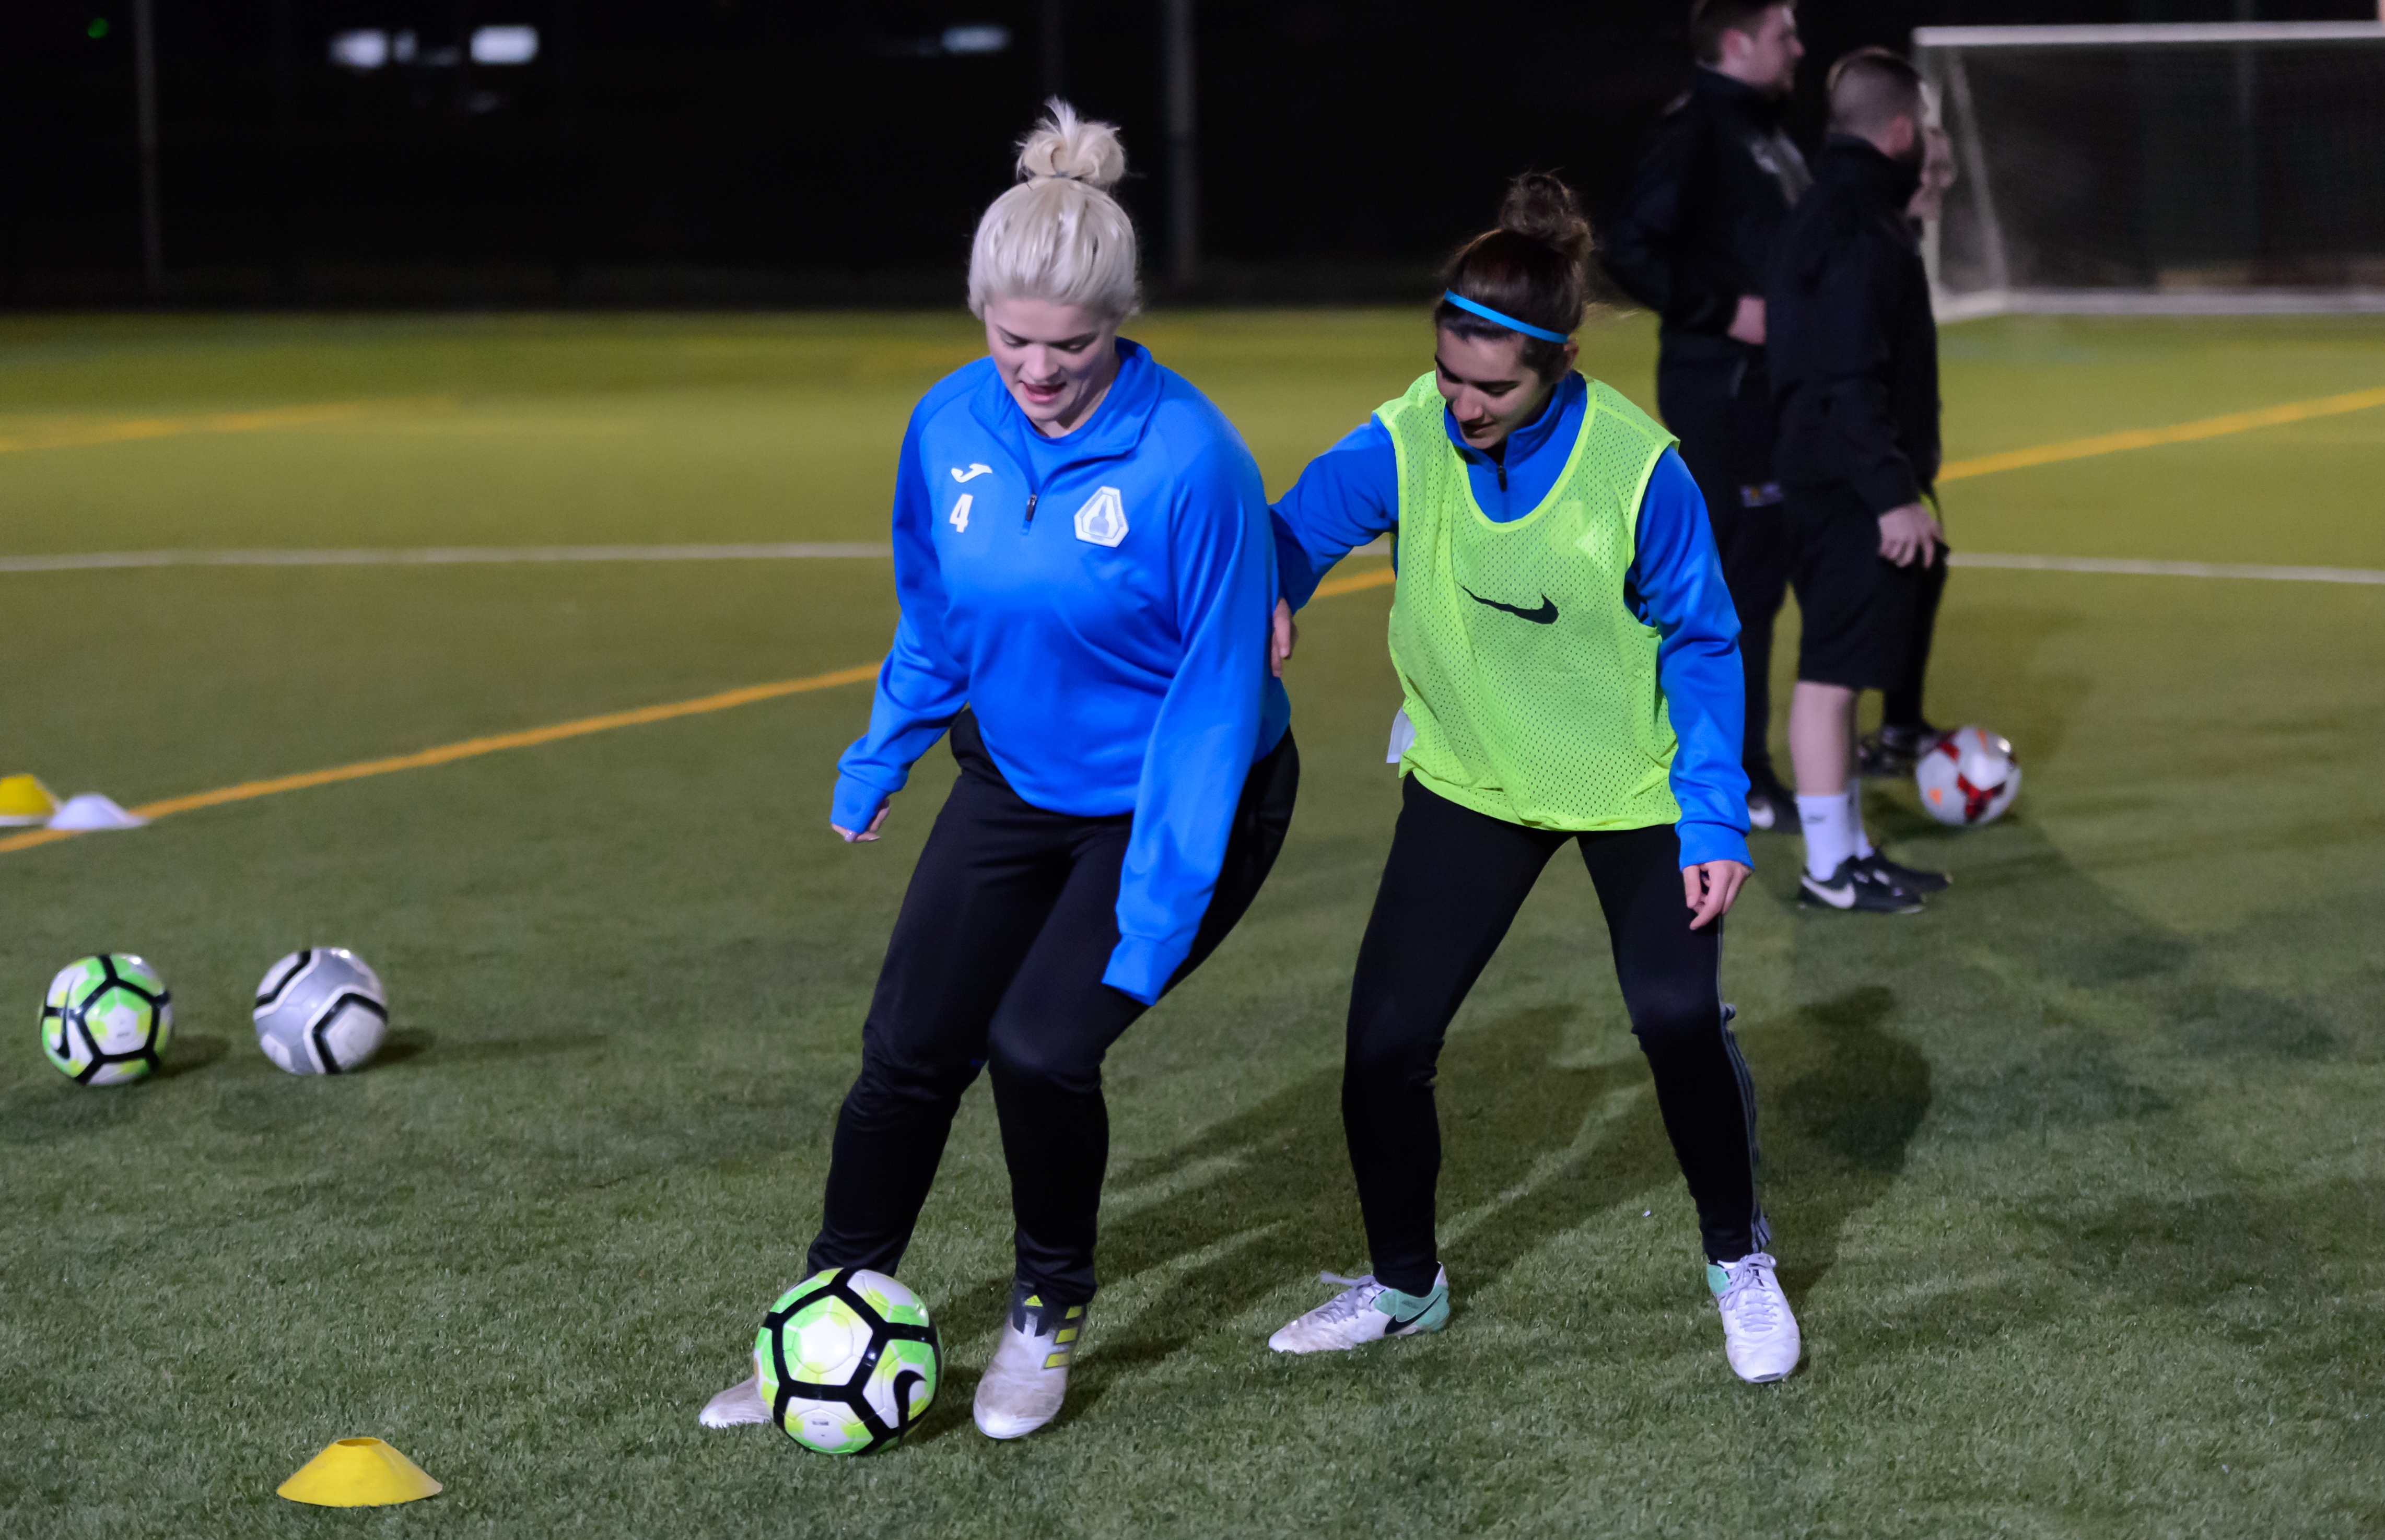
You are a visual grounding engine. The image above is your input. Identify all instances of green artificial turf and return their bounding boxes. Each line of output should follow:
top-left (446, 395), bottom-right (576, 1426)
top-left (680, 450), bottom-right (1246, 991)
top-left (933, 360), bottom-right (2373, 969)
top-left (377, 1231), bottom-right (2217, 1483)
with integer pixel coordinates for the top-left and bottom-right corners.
top-left (2, 312), bottom-right (2381, 1537)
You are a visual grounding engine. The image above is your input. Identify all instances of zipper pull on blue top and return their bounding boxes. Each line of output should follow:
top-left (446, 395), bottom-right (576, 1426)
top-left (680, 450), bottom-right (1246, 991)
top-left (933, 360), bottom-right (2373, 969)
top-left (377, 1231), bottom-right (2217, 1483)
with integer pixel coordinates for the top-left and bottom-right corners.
top-left (1022, 490), bottom-right (1039, 530)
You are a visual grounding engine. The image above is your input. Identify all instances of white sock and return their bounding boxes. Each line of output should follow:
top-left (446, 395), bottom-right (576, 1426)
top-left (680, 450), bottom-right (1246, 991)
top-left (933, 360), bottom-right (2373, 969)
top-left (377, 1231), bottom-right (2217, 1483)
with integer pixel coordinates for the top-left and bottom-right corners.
top-left (1845, 777), bottom-right (1874, 858)
top-left (1797, 794), bottom-right (1853, 880)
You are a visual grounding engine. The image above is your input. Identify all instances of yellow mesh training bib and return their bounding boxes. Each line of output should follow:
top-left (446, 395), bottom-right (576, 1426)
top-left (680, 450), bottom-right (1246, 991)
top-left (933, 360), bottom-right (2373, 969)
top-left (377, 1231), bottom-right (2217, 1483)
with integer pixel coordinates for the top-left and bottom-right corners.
top-left (1380, 372), bottom-right (1681, 832)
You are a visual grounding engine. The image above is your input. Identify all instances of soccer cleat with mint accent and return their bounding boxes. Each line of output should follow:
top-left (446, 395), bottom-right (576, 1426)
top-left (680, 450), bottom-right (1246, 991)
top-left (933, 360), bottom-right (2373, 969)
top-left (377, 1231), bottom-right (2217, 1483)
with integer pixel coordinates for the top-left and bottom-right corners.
top-left (697, 1370), bottom-right (770, 1428)
top-left (973, 1286), bottom-right (1086, 1440)
top-left (1708, 1252), bottom-right (1800, 1383)
top-left (1267, 1266), bottom-right (1449, 1353)
top-left (1797, 855), bottom-right (1924, 913)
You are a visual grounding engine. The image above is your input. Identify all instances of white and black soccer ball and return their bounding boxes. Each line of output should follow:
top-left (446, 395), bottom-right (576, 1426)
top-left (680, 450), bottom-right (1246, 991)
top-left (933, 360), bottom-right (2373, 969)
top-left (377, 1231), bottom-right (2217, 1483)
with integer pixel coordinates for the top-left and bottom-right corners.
top-left (1915, 725), bottom-right (2021, 827)
top-left (253, 948), bottom-right (389, 1074)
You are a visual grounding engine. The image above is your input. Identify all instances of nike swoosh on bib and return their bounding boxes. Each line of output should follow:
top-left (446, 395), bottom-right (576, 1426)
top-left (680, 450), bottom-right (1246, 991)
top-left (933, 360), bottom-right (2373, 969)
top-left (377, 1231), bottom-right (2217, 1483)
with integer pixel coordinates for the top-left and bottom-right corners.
top-left (1460, 586), bottom-right (1559, 625)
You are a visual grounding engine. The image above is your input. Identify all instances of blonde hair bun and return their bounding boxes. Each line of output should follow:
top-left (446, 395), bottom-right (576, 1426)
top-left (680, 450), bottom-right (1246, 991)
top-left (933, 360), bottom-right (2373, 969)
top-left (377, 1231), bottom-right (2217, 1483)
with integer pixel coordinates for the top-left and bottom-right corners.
top-left (1016, 100), bottom-right (1127, 193)
top-left (968, 99), bottom-right (1141, 321)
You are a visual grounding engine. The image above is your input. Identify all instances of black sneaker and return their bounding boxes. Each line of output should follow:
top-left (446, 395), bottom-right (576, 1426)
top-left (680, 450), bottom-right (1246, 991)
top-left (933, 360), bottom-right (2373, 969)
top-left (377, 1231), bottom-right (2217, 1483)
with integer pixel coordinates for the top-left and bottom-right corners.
top-left (1797, 856), bottom-right (1925, 913)
top-left (1855, 735), bottom-right (1904, 779)
top-left (1746, 785), bottom-right (1797, 833)
top-left (1746, 771), bottom-right (1799, 833)
top-left (1857, 850), bottom-right (1949, 893)
top-left (1860, 722), bottom-right (1946, 779)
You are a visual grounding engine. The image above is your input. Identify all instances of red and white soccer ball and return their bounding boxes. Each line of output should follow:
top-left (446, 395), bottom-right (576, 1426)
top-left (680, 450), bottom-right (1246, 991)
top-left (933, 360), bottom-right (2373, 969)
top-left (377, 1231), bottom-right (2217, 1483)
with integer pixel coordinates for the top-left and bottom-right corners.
top-left (1914, 725), bottom-right (2021, 827)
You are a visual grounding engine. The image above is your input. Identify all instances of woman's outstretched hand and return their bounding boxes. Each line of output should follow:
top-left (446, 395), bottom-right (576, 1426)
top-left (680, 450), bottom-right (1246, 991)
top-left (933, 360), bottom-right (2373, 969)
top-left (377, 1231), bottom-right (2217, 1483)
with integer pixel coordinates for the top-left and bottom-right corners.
top-left (1269, 598), bottom-right (1299, 678)
top-left (832, 803), bottom-right (893, 843)
top-left (1681, 860), bottom-right (1750, 930)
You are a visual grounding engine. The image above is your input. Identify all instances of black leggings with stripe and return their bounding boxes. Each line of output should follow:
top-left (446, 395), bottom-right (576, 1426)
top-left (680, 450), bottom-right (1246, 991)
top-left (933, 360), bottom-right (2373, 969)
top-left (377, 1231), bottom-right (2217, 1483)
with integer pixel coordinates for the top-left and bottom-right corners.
top-left (1346, 777), bottom-right (1766, 1293)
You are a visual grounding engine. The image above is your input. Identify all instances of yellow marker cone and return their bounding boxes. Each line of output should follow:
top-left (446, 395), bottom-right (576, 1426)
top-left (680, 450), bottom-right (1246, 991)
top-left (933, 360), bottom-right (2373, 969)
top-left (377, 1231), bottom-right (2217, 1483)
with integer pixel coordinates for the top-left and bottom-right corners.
top-left (0, 774), bottom-right (58, 827)
top-left (276, 1438), bottom-right (443, 1507)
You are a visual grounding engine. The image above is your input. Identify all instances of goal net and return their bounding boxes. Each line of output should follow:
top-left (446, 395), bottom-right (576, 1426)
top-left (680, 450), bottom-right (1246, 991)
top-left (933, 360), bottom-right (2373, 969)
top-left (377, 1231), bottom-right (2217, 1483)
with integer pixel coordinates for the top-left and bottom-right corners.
top-left (1912, 23), bottom-right (2385, 316)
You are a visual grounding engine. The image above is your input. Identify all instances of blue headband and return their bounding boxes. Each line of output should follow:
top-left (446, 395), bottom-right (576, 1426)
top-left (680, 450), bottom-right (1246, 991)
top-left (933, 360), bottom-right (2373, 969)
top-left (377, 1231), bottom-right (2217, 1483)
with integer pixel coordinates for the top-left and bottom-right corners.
top-left (1440, 291), bottom-right (1570, 344)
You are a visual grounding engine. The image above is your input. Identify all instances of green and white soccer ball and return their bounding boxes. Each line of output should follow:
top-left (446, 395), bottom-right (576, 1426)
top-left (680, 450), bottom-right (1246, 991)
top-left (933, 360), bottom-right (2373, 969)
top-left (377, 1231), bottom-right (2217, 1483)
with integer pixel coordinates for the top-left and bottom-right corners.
top-left (253, 948), bottom-right (389, 1074)
top-left (41, 954), bottom-right (173, 1085)
top-left (755, 1268), bottom-right (940, 1454)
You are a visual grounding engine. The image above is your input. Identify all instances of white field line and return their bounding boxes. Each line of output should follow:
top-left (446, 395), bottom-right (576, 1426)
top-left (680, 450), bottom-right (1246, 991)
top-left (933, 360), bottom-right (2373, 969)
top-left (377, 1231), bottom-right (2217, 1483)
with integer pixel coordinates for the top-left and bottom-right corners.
top-left (1949, 552), bottom-right (2385, 585)
top-left (2, 544), bottom-right (2376, 586)
top-left (1936, 288), bottom-right (2385, 320)
top-left (1301, 542), bottom-right (2382, 585)
top-left (0, 543), bottom-right (891, 573)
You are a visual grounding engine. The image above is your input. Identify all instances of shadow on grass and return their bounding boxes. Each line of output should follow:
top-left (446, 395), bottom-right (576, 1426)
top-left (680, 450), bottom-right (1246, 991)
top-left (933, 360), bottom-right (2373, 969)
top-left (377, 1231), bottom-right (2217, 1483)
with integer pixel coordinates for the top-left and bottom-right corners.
top-left (432, 1033), bottom-right (603, 1063)
top-left (1437, 1004), bottom-right (1676, 1290)
top-left (375, 1028), bottom-right (434, 1067)
top-left (1, 1033), bottom-right (232, 1143)
top-left (905, 783), bottom-right (2351, 1423)
top-left (906, 1360), bottom-right (984, 1448)
top-left (898, 984), bottom-right (1940, 1425)
top-left (889, 1041), bottom-right (1352, 1439)
top-left (1755, 989), bottom-right (1931, 1304)
top-left (158, 1031), bottom-right (228, 1078)
top-left (1768, 755), bottom-right (2361, 1371)
top-left (1439, 988), bottom-right (1931, 1314)
top-left (1059, 1004), bottom-right (1821, 1421)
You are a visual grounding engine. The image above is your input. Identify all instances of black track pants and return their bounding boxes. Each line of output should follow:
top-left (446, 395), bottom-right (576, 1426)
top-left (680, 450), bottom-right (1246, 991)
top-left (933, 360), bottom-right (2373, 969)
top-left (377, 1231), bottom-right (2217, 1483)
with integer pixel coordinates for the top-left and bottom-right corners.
top-left (806, 712), bottom-right (1297, 1304)
top-left (1343, 778), bottom-right (1766, 1294)
top-left (1659, 350), bottom-right (1790, 789)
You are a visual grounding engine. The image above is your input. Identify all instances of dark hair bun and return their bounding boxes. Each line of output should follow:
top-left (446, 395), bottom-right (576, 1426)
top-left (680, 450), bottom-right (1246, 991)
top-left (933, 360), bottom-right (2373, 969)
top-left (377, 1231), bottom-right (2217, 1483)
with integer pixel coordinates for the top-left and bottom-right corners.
top-left (1436, 172), bottom-right (1596, 379)
top-left (1497, 173), bottom-right (1594, 266)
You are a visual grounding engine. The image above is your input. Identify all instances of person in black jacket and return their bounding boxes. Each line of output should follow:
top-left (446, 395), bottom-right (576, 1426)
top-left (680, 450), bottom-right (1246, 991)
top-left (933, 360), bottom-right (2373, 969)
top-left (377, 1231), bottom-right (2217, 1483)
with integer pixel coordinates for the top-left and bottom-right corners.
top-left (1858, 124), bottom-right (1960, 780)
top-left (1767, 47), bottom-right (1948, 914)
top-left (1603, 0), bottom-right (1809, 834)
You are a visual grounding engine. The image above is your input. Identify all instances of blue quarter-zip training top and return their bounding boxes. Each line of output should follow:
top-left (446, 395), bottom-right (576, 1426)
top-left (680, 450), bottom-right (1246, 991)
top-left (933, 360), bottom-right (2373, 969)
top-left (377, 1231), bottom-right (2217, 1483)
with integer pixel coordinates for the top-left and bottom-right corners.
top-left (1271, 371), bottom-right (1750, 868)
top-left (834, 339), bottom-right (1290, 1004)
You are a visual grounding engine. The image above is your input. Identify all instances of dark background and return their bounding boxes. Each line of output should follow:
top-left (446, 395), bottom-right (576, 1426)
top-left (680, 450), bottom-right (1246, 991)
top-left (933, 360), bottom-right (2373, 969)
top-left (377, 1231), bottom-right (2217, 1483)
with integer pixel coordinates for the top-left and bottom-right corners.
top-left (4, 0), bottom-right (2371, 307)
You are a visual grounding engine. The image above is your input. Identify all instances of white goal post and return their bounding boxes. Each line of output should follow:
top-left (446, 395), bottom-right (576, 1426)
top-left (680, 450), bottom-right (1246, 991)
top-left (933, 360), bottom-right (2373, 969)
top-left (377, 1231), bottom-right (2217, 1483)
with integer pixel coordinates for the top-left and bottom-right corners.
top-left (1911, 22), bottom-right (2385, 318)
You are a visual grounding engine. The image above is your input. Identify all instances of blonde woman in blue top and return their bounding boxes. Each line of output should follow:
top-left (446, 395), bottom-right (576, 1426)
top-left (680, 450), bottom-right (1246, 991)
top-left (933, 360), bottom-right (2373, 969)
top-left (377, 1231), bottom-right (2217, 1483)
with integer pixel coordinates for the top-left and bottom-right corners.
top-left (699, 103), bottom-right (1294, 1442)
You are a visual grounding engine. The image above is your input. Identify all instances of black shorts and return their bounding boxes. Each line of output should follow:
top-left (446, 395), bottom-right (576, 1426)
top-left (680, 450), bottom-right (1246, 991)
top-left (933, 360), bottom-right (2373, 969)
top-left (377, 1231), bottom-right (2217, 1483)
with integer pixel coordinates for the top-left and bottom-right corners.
top-left (1786, 481), bottom-right (1936, 690)
top-left (1657, 348), bottom-right (1777, 500)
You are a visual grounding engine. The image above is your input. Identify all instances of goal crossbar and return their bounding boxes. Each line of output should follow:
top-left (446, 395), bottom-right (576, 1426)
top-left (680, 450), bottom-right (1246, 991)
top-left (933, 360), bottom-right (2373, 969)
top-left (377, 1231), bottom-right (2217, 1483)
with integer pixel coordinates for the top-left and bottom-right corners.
top-left (1914, 22), bottom-right (2385, 318)
top-left (1915, 22), bottom-right (2385, 50)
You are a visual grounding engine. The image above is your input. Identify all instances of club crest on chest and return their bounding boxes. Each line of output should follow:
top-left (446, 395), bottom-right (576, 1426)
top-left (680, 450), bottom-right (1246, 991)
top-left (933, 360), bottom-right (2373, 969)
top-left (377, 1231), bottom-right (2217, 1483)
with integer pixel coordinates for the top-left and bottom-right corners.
top-left (1072, 486), bottom-right (1128, 548)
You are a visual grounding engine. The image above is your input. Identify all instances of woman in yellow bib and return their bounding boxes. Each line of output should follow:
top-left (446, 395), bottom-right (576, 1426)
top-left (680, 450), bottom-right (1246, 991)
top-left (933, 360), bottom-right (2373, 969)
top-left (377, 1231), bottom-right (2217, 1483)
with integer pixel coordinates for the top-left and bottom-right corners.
top-left (1265, 176), bottom-right (1798, 1383)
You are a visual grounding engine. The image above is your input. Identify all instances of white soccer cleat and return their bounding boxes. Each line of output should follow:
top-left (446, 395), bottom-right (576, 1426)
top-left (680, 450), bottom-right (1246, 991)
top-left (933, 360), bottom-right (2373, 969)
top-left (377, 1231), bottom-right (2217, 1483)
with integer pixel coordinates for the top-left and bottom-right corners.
top-left (698, 1371), bottom-right (771, 1428)
top-left (1268, 1267), bottom-right (1450, 1354)
top-left (973, 1290), bottom-right (1086, 1440)
top-left (1708, 1252), bottom-right (1801, 1383)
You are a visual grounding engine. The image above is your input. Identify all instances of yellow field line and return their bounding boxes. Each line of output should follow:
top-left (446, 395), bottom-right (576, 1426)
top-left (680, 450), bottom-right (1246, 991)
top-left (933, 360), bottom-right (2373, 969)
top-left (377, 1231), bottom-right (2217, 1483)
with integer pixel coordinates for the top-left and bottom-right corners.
top-left (0, 397), bottom-right (451, 456)
top-left (0, 563), bottom-right (1408, 859)
top-left (0, 664), bottom-right (881, 857)
top-left (12, 367), bottom-right (2369, 859)
top-left (1939, 384), bottom-right (2385, 483)
top-left (1314, 564), bottom-right (1395, 598)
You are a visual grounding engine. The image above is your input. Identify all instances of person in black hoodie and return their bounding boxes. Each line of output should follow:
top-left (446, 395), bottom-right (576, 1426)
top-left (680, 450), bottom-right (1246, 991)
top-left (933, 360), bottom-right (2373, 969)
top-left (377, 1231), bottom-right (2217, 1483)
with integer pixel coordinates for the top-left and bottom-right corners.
top-left (1767, 47), bottom-right (1949, 913)
top-left (1603, 0), bottom-right (1809, 835)
top-left (1858, 124), bottom-right (1960, 780)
